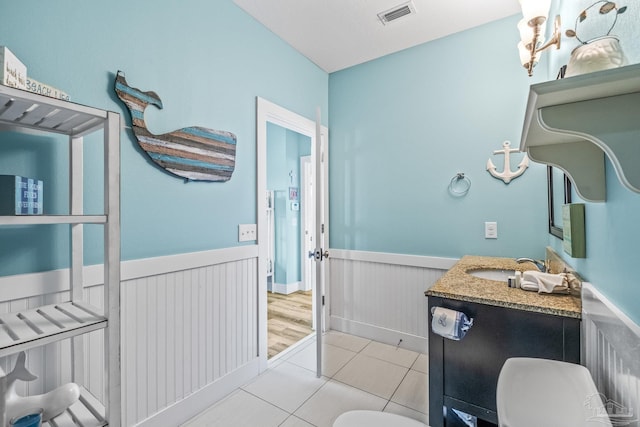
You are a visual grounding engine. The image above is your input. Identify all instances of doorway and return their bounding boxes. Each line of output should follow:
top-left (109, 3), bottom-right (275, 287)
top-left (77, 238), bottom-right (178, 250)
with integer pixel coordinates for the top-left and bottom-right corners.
top-left (265, 124), bottom-right (313, 359)
top-left (256, 98), bottom-right (329, 374)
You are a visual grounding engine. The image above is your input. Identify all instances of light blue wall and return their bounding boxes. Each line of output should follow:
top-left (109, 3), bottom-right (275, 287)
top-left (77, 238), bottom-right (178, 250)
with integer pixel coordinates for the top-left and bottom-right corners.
top-left (0, 0), bottom-right (327, 276)
top-left (267, 124), bottom-right (311, 285)
top-left (328, 2), bottom-right (640, 324)
top-left (329, 15), bottom-right (550, 259)
top-left (267, 124), bottom-right (288, 190)
top-left (4, 0), bottom-right (639, 326)
top-left (546, 0), bottom-right (640, 324)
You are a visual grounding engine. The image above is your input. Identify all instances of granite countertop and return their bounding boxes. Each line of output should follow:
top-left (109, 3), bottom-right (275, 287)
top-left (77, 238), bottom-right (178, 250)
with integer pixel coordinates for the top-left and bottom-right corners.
top-left (425, 255), bottom-right (581, 319)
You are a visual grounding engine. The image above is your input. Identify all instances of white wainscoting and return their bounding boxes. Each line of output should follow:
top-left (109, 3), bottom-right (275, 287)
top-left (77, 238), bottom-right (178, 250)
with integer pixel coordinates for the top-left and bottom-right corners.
top-left (2, 247), bottom-right (457, 424)
top-left (329, 249), bottom-right (457, 354)
top-left (582, 283), bottom-right (640, 427)
top-left (0, 245), bottom-right (259, 427)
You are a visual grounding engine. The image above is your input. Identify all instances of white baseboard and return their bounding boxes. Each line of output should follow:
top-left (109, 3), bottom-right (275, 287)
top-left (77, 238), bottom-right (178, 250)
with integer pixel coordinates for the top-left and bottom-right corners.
top-left (135, 358), bottom-right (260, 427)
top-left (271, 281), bottom-right (303, 295)
top-left (330, 316), bottom-right (428, 354)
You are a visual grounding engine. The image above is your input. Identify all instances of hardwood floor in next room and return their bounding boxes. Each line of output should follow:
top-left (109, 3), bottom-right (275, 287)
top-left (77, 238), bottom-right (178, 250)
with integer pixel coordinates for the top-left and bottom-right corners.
top-left (268, 290), bottom-right (313, 358)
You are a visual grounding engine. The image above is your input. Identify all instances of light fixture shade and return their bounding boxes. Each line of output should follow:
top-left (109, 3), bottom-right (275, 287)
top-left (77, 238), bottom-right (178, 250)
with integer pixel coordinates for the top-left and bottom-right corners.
top-left (517, 19), bottom-right (533, 44)
top-left (519, 0), bottom-right (551, 21)
top-left (518, 41), bottom-right (537, 67)
top-left (517, 18), bottom-right (546, 45)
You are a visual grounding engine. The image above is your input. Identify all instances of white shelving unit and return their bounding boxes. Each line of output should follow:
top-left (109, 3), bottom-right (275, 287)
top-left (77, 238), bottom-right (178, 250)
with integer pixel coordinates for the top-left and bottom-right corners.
top-left (0, 85), bottom-right (120, 427)
top-left (520, 63), bottom-right (640, 202)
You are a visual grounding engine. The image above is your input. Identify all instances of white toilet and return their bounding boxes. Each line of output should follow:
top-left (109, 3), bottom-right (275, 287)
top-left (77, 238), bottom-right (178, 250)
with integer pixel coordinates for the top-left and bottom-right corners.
top-left (336, 358), bottom-right (612, 426)
top-left (497, 358), bottom-right (612, 427)
top-left (333, 410), bottom-right (426, 427)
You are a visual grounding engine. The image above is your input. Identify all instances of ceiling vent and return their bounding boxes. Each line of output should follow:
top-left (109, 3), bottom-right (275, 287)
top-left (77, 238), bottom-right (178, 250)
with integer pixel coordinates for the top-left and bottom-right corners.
top-left (377, 1), bottom-right (416, 25)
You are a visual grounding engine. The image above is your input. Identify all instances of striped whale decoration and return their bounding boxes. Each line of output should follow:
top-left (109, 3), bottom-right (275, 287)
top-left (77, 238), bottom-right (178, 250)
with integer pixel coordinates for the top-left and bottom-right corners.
top-left (114, 71), bottom-right (236, 182)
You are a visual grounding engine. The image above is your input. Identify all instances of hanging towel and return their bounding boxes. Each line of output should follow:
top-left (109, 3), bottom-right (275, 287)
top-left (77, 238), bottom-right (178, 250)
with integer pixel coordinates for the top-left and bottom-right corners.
top-left (521, 271), bottom-right (569, 294)
top-left (431, 307), bottom-right (473, 341)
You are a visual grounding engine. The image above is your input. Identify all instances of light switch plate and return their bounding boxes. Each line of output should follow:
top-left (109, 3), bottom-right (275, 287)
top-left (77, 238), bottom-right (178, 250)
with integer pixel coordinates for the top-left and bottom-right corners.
top-left (238, 224), bottom-right (257, 242)
top-left (485, 221), bottom-right (498, 239)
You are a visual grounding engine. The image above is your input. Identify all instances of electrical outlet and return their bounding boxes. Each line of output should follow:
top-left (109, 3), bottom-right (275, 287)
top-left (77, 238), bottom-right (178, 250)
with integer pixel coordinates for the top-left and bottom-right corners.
top-left (485, 221), bottom-right (498, 239)
top-left (238, 224), bottom-right (257, 242)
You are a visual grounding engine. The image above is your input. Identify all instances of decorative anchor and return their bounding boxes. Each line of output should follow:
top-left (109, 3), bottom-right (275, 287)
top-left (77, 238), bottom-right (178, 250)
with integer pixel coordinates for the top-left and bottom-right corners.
top-left (486, 141), bottom-right (529, 184)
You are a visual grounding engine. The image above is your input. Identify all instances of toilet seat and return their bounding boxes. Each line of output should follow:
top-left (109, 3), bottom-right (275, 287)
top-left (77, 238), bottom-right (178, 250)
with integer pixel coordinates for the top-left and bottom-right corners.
top-left (333, 410), bottom-right (426, 427)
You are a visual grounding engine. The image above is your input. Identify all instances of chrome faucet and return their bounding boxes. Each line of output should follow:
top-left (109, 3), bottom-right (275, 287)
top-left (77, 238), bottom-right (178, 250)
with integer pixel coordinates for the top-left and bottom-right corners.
top-left (515, 258), bottom-right (547, 272)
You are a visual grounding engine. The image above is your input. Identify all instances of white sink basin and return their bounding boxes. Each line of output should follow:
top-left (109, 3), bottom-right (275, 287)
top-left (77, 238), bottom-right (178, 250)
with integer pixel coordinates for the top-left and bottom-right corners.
top-left (466, 269), bottom-right (513, 282)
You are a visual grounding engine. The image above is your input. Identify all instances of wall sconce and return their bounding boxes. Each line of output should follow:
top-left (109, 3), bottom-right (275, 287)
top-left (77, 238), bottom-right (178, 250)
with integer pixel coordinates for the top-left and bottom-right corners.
top-left (517, 0), bottom-right (561, 76)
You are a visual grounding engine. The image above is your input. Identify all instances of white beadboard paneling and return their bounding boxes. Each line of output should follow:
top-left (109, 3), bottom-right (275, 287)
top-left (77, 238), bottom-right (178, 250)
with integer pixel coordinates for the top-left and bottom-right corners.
top-left (329, 251), bottom-right (452, 352)
top-left (120, 256), bottom-right (259, 425)
top-left (0, 246), bottom-right (260, 427)
top-left (582, 283), bottom-right (640, 426)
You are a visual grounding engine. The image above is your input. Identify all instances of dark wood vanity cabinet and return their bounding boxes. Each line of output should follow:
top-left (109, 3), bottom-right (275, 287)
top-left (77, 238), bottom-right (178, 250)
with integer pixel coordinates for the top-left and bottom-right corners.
top-left (428, 296), bottom-right (580, 427)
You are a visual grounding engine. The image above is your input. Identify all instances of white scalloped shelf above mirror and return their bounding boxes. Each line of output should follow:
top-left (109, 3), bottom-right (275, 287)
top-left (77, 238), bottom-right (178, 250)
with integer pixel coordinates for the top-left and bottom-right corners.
top-left (520, 63), bottom-right (640, 203)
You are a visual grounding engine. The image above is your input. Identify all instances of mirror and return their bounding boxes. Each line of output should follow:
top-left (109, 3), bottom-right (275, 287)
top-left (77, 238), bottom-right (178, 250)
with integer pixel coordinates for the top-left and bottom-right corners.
top-left (547, 166), bottom-right (572, 239)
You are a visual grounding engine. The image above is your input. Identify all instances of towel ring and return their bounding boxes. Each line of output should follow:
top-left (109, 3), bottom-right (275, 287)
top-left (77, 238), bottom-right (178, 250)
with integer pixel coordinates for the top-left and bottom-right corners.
top-left (449, 173), bottom-right (471, 196)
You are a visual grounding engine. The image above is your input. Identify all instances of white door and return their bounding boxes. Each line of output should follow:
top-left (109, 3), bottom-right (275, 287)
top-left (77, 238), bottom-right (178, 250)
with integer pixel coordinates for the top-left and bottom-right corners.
top-left (313, 108), bottom-right (328, 377)
top-left (300, 156), bottom-right (316, 326)
top-left (257, 98), bottom-right (329, 377)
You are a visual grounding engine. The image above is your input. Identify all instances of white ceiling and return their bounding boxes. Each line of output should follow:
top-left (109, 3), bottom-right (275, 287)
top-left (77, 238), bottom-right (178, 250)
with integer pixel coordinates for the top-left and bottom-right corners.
top-left (233, 0), bottom-right (521, 73)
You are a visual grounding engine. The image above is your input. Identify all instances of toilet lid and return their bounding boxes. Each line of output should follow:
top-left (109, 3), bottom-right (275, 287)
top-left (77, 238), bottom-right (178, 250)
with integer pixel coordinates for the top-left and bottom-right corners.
top-left (497, 358), bottom-right (612, 427)
top-left (333, 410), bottom-right (426, 427)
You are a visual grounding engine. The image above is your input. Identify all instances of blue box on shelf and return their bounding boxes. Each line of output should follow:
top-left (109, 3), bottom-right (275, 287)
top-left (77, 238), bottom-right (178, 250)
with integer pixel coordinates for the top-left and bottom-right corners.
top-left (0, 175), bottom-right (43, 215)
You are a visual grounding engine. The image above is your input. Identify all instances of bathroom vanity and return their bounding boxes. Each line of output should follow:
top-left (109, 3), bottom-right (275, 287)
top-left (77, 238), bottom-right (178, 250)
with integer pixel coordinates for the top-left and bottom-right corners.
top-left (425, 255), bottom-right (581, 427)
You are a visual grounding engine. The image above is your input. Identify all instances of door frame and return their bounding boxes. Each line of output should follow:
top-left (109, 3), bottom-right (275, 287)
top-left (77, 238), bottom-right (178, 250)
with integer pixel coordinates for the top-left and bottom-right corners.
top-left (256, 97), bottom-right (329, 373)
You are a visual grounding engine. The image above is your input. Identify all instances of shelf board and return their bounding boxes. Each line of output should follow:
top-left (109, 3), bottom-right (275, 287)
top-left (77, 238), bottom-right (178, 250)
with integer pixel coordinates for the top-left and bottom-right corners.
top-left (0, 215), bottom-right (107, 225)
top-left (0, 301), bottom-right (106, 358)
top-left (520, 63), bottom-right (640, 202)
top-left (44, 386), bottom-right (107, 427)
top-left (0, 85), bottom-right (111, 137)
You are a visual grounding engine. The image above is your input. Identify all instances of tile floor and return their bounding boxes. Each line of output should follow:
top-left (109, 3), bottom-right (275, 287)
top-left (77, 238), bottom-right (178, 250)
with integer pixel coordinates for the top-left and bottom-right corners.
top-left (182, 331), bottom-right (429, 427)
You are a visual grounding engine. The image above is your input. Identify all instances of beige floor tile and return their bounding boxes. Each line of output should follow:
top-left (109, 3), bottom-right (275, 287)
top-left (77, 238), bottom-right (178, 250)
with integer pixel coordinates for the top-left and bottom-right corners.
top-left (182, 389), bottom-right (288, 427)
top-left (279, 415), bottom-right (316, 427)
top-left (294, 380), bottom-right (387, 427)
top-left (384, 401), bottom-right (429, 425)
top-left (287, 341), bottom-right (357, 377)
top-left (242, 361), bottom-right (327, 413)
top-left (361, 340), bottom-right (419, 368)
top-left (270, 334), bottom-right (317, 365)
top-left (185, 332), bottom-right (432, 427)
top-left (411, 353), bottom-right (429, 374)
top-left (323, 330), bottom-right (370, 352)
top-left (333, 353), bottom-right (409, 399)
top-left (391, 369), bottom-right (429, 414)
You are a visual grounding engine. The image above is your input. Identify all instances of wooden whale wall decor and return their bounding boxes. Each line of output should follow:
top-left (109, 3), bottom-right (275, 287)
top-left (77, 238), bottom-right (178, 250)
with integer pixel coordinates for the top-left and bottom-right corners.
top-left (114, 71), bottom-right (237, 182)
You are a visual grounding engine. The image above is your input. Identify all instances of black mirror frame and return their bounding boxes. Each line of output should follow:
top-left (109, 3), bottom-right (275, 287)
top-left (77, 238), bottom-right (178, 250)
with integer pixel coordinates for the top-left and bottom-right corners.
top-left (548, 165), bottom-right (572, 239)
